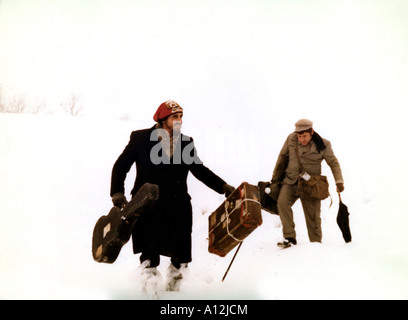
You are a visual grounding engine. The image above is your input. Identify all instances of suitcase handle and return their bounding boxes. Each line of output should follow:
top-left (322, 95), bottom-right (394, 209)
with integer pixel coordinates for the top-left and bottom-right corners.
top-left (225, 185), bottom-right (245, 242)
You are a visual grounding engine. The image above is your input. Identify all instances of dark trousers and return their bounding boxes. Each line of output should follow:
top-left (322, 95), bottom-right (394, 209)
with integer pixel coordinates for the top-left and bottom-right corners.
top-left (140, 253), bottom-right (184, 269)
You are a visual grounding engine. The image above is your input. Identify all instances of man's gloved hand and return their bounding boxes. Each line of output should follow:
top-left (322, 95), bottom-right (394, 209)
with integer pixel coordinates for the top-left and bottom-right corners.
top-left (336, 183), bottom-right (345, 193)
top-left (222, 184), bottom-right (235, 198)
top-left (112, 192), bottom-right (128, 207)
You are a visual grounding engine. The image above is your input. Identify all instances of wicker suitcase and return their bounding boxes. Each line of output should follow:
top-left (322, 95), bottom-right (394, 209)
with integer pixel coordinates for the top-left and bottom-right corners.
top-left (208, 182), bottom-right (262, 257)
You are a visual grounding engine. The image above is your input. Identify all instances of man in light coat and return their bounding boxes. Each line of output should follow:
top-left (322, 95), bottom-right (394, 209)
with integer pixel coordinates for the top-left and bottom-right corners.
top-left (274, 119), bottom-right (344, 247)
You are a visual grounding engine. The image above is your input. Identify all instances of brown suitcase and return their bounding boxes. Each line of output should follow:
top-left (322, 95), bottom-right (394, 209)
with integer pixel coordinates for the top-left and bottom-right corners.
top-left (208, 182), bottom-right (262, 257)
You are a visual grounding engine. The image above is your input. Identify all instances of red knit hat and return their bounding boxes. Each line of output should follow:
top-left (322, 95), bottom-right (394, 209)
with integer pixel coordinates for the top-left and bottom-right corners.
top-left (153, 100), bottom-right (183, 122)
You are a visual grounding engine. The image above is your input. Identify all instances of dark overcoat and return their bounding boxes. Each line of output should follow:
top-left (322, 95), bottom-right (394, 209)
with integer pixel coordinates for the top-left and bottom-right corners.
top-left (110, 125), bottom-right (226, 263)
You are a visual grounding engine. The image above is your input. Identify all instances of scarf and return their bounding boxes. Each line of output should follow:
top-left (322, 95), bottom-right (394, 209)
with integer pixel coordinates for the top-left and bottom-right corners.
top-left (155, 124), bottom-right (180, 159)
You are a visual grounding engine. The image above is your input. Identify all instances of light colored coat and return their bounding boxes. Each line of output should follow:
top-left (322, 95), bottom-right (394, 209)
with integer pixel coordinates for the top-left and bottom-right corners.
top-left (279, 133), bottom-right (344, 186)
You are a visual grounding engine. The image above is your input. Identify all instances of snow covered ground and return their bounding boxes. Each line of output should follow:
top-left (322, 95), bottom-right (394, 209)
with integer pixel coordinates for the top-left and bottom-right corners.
top-left (1, 111), bottom-right (407, 300)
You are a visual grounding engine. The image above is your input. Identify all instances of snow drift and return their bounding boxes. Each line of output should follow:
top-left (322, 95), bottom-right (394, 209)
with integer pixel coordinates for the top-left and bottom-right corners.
top-left (0, 112), bottom-right (407, 300)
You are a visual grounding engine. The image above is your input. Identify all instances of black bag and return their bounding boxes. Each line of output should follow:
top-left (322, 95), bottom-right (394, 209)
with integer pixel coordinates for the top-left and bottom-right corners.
top-left (257, 181), bottom-right (279, 215)
top-left (337, 193), bottom-right (352, 243)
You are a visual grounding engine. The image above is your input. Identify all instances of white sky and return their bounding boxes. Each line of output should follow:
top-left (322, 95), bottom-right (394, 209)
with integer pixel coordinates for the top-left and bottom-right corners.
top-left (1, 0), bottom-right (408, 132)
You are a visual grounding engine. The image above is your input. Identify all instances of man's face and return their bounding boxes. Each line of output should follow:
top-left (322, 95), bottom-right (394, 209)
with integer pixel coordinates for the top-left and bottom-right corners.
top-left (297, 131), bottom-right (313, 146)
top-left (163, 113), bottom-right (183, 134)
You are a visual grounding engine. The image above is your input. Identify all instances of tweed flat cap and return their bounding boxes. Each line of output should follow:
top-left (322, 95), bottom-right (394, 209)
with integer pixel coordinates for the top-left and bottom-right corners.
top-left (295, 119), bottom-right (313, 132)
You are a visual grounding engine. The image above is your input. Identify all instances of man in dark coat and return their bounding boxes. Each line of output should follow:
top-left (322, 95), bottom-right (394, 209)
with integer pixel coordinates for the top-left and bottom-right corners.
top-left (110, 100), bottom-right (234, 280)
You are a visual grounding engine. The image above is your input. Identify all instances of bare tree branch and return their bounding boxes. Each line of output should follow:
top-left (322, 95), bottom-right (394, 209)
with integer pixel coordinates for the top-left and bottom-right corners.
top-left (60, 94), bottom-right (83, 116)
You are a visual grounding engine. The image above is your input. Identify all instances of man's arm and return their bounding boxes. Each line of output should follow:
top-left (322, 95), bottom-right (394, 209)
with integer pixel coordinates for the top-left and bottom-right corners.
top-left (187, 139), bottom-right (232, 196)
top-left (271, 135), bottom-right (290, 182)
top-left (110, 131), bottom-right (138, 197)
top-left (323, 140), bottom-right (344, 185)
top-left (266, 135), bottom-right (291, 200)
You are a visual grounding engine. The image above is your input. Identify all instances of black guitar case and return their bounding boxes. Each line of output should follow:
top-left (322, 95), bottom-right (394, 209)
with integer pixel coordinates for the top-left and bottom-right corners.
top-left (92, 183), bottom-right (159, 263)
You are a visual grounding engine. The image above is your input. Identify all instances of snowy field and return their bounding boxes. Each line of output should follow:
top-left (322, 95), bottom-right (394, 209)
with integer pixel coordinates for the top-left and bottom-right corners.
top-left (1, 111), bottom-right (407, 300)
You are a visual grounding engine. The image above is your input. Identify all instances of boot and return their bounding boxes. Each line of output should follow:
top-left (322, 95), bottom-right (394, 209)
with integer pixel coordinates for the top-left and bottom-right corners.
top-left (277, 237), bottom-right (297, 248)
top-left (166, 263), bottom-right (188, 292)
top-left (139, 260), bottom-right (163, 298)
